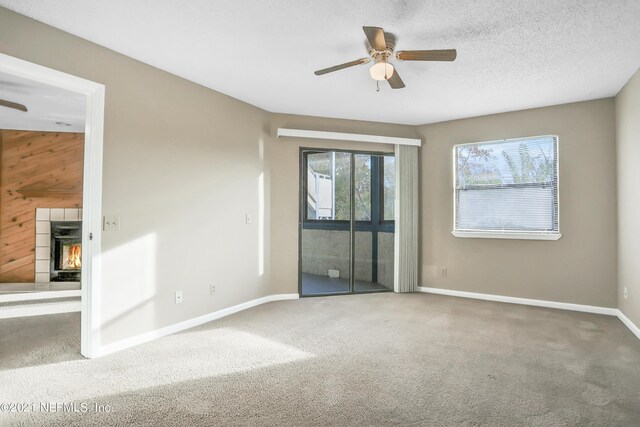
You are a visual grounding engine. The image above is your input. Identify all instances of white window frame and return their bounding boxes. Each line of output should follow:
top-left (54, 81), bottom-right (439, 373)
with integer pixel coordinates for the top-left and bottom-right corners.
top-left (452, 135), bottom-right (562, 241)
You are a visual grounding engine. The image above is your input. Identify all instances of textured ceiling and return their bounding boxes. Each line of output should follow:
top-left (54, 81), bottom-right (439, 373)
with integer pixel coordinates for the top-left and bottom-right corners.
top-left (0, 71), bottom-right (85, 132)
top-left (1, 0), bottom-right (639, 125)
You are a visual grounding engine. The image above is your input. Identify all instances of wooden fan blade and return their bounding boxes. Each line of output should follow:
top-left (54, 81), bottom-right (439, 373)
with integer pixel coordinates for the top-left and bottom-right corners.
top-left (314, 58), bottom-right (369, 75)
top-left (363, 26), bottom-right (387, 51)
top-left (387, 70), bottom-right (405, 89)
top-left (395, 49), bottom-right (457, 61)
top-left (0, 98), bottom-right (28, 112)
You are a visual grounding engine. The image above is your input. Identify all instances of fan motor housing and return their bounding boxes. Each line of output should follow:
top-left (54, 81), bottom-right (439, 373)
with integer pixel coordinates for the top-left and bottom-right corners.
top-left (369, 49), bottom-right (393, 63)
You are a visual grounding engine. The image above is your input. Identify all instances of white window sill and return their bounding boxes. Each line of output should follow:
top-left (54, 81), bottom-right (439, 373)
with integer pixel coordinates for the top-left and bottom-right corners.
top-left (451, 231), bottom-right (562, 241)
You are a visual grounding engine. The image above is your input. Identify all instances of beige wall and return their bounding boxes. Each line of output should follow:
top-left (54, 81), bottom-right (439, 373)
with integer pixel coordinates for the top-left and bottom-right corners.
top-left (0, 8), bottom-right (272, 345)
top-left (418, 99), bottom-right (618, 307)
top-left (1, 7), bottom-right (630, 347)
top-left (616, 67), bottom-right (640, 326)
top-left (0, 8), bottom-right (418, 344)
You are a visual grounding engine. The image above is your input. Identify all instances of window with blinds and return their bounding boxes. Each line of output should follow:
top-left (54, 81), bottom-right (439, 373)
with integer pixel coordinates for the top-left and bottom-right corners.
top-left (454, 136), bottom-right (559, 237)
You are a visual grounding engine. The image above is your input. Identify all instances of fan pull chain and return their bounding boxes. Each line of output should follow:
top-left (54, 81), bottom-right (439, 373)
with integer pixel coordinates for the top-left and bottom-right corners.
top-left (376, 80), bottom-right (380, 92)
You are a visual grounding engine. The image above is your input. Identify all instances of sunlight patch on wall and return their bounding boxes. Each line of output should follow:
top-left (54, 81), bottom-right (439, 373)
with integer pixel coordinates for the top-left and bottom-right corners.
top-left (100, 232), bottom-right (157, 327)
top-left (258, 172), bottom-right (265, 276)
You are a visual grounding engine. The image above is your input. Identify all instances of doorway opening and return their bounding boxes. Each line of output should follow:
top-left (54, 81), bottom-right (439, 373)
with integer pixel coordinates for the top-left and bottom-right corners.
top-left (0, 53), bottom-right (104, 358)
top-left (299, 148), bottom-right (395, 296)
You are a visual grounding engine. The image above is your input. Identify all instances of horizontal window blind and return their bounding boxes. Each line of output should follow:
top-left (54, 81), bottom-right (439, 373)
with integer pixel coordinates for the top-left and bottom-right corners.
top-left (454, 136), bottom-right (559, 233)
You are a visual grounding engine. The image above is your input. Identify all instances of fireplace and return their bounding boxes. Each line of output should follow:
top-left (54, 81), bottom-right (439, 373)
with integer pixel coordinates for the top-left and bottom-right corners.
top-left (50, 221), bottom-right (82, 282)
top-left (34, 208), bottom-right (82, 283)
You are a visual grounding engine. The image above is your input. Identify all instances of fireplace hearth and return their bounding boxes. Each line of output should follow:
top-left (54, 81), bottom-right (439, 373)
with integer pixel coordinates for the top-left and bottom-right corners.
top-left (50, 221), bottom-right (82, 282)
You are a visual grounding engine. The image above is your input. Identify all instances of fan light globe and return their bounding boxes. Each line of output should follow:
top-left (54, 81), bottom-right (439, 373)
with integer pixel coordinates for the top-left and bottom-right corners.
top-left (369, 62), bottom-right (394, 81)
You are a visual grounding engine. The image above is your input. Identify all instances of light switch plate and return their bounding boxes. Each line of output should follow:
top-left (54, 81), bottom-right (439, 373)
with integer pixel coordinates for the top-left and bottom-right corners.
top-left (103, 215), bottom-right (120, 231)
top-left (175, 290), bottom-right (183, 304)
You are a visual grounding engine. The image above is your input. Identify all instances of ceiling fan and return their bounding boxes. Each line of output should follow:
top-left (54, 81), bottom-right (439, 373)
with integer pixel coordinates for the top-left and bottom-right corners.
top-left (314, 26), bottom-right (457, 90)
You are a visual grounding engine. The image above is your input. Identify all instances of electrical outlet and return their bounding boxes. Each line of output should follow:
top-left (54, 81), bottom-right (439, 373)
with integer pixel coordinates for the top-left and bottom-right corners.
top-left (175, 290), bottom-right (183, 304)
top-left (624, 287), bottom-right (628, 299)
top-left (245, 213), bottom-right (252, 224)
top-left (210, 285), bottom-right (216, 295)
top-left (441, 267), bottom-right (448, 277)
top-left (103, 215), bottom-right (120, 231)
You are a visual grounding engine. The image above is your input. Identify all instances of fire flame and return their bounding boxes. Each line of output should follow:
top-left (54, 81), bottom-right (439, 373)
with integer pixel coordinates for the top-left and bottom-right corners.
top-left (64, 244), bottom-right (82, 269)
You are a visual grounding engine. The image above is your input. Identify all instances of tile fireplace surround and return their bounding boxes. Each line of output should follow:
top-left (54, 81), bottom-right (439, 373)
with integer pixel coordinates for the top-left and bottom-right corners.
top-left (34, 208), bottom-right (82, 283)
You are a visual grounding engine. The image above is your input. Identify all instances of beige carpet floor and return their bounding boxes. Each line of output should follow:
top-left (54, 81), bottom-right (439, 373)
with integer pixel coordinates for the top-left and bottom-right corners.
top-left (1, 293), bottom-right (640, 426)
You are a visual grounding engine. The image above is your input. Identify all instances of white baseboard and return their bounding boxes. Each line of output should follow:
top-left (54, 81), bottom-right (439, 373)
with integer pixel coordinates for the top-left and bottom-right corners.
top-left (617, 310), bottom-right (640, 340)
top-left (99, 293), bottom-right (299, 357)
top-left (0, 300), bottom-right (81, 319)
top-left (0, 289), bottom-right (82, 303)
top-left (418, 286), bottom-right (640, 341)
top-left (417, 286), bottom-right (618, 315)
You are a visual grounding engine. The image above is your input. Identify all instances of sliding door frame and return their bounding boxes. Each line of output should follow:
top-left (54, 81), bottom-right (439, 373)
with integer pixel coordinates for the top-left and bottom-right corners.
top-left (298, 147), bottom-right (394, 298)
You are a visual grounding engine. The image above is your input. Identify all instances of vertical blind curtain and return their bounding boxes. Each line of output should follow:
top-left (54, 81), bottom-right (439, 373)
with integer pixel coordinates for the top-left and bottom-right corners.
top-left (394, 144), bottom-right (419, 293)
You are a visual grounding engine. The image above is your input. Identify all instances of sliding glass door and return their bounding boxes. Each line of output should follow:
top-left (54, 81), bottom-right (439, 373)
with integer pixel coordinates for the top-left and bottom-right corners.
top-left (300, 149), bottom-right (395, 296)
top-left (301, 151), bottom-right (352, 294)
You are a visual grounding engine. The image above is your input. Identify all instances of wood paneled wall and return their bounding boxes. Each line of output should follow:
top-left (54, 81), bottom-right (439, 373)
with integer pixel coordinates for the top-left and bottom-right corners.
top-left (0, 130), bottom-right (84, 283)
